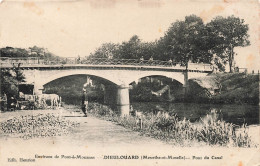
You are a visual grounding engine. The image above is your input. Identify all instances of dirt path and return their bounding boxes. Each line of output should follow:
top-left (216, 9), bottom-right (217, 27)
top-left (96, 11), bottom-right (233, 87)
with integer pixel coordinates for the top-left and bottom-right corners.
top-left (0, 107), bottom-right (167, 147)
top-left (53, 108), bottom-right (168, 147)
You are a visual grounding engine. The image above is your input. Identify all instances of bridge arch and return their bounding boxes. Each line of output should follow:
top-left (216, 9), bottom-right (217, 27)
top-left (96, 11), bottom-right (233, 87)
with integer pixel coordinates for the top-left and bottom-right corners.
top-left (125, 72), bottom-right (185, 85)
top-left (38, 70), bottom-right (123, 87)
top-left (128, 74), bottom-right (184, 85)
top-left (36, 70), bottom-right (130, 116)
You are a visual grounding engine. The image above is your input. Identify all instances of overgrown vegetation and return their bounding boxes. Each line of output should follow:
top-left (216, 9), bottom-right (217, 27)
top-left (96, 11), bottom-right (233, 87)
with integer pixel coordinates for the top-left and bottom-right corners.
top-left (188, 73), bottom-right (259, 105)
top-left (88, 103), bottom-right (257, 147)
top-left (0, 63), bottom-right (25, 111)
top-left (213, 73), bottom-right (259, 104)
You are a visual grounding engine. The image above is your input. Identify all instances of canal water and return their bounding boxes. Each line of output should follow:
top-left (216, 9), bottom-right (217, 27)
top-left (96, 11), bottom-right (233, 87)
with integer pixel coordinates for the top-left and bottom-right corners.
top-left (131, 102), bottom-right (259, 126)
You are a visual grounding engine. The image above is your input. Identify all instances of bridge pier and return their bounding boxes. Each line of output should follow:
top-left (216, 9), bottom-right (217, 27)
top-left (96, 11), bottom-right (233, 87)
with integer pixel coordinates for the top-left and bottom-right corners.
top-left (34, 85), bottom-right (43, 95)
top-left (103, 84), bottom-right (130, 116)
top-left (32, 69), bottom-right (44, 95)
top-left (116, 85), bottom-right (130, 117)
top-left (183, 71), bottom-right (189, 98)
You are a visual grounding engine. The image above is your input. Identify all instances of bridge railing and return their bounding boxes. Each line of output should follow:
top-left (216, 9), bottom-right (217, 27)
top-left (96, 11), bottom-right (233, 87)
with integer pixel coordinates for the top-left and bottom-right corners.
top-left (0, 57), bottom-right (213, 71)
top-left (0, 57), bottom-right (74, 66)
top-left (82, 58), bottom-right (213, 71)
top-left (82, 58), bottom-right (174, 66)
top-left (0, 57), bottom-right (40, 65)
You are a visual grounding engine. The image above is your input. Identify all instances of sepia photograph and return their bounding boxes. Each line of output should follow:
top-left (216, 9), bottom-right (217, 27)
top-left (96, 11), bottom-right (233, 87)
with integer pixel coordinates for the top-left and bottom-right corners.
top-left (0, 0), bottom-right (259, 165)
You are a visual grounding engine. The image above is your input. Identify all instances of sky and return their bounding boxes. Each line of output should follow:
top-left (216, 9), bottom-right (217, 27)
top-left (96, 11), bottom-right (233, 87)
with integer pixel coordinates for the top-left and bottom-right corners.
top-left (0, 0), bottom-right (259, 71)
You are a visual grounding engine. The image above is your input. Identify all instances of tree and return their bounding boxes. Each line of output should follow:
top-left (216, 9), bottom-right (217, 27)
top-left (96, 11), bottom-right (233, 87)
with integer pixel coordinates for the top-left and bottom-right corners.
top-left (89, 36), bottom-right (157, 60)
top-left (138, 42), bottom-right (157, 60)
top-left (12, 63), bottom-right (25, 83)
top-left (207, 16), bottom-right (250, 72)
top-left (29, 46), bottom-right (45, 57)
top-left (116, 35), bottom-right (142, 59)
top-left (88, 43), bottom-right (119, 59)
top-left (0, 47), bottom-right (29, 57)
top-left (158, 15), bottom-right (213, 65)
top-left (0, 46), bottom-right (61, 60)
top-left (1, 69), bottom-right (18, 98)
top-left (1, 64), bottom-right (25, 108)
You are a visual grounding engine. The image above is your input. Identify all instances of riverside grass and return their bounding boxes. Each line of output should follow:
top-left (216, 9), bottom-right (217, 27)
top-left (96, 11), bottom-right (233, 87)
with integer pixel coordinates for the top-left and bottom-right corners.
top-left (88, 103), bottom-right (256, 147)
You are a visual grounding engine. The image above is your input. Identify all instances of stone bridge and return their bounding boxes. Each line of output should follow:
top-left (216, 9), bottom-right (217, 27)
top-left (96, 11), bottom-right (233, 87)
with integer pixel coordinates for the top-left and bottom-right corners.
top-left (0, 58), bottom-right (213, 115)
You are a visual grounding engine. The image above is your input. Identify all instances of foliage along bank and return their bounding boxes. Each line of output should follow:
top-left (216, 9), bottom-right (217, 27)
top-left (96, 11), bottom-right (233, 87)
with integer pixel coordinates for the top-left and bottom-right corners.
top-left (87, 102), bottom-right (256, 147)
top-left (187, 73), bottom-right (259, 105)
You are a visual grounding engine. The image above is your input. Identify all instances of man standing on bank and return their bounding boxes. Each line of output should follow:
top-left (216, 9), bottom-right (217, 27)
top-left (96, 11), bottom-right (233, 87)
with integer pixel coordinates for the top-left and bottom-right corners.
top-left (81, 89), bottom-right (88, 117)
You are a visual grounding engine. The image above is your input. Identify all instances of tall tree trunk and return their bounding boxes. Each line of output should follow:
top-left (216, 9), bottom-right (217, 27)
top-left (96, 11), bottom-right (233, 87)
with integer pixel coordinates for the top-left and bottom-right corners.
top-left (229, 45), bottom-right (234, 73)
top-left (229, 59), bottom-right (233, 73)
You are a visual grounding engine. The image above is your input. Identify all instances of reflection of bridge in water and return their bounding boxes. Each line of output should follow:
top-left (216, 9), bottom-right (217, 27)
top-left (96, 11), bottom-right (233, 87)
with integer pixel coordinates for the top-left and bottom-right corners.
top-left (0, 57), bottom-right (213, 116)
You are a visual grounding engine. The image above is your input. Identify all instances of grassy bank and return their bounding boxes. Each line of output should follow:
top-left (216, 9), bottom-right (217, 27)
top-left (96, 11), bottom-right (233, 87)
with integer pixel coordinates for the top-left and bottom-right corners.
top-left (188, 73), bottom-right (259, 105)
top-left (87, 103), bottom-right (257, 148)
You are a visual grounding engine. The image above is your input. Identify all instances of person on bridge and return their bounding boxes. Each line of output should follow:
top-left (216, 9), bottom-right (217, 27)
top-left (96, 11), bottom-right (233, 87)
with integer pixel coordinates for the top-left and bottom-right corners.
top-left (148, 56), bottom-right (153, 65)
top-left (77, 55), bottom-right (81, 64)
top-left (168, 59), bottom-right (173, 66)
top-left (108, 53), bottom-right (113, 60)
top-left (140, 56), bottom-right (144, 64)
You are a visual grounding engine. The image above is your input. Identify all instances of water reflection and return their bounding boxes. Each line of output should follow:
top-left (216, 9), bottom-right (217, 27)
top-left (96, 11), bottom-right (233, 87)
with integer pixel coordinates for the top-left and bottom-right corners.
top-left (131, 102), bottom-right (259, 125)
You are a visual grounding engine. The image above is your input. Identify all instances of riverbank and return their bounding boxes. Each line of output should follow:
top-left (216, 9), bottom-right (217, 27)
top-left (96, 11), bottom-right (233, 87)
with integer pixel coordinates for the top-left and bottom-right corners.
top-left (1, 104), bottom-right (258, 147)
top-left (87, 103), bottom-right (259, 148)
top-left (188, 73), bottom-right (259, 105)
